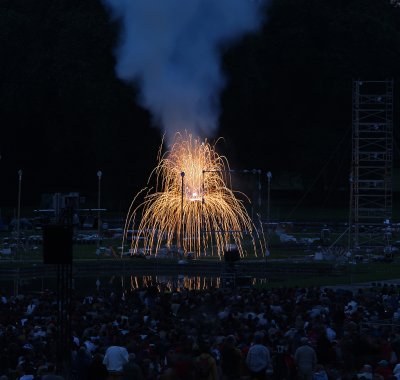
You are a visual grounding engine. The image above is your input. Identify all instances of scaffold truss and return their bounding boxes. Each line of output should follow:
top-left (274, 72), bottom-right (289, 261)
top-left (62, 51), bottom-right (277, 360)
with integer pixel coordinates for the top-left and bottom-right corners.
top-left (350, 79), bottom-right (394, 254)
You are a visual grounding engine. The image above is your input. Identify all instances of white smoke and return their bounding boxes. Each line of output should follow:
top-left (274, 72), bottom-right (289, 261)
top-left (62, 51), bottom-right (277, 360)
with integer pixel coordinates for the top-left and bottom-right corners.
top-left (103, 0), bottom-right (264, 143)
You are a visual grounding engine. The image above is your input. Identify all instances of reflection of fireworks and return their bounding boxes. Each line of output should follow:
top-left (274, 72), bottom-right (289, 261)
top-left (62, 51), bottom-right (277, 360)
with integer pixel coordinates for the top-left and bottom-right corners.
top-left (129, 275), bottom-right (221, 292)
top-left (125, 275), bottom-right (268, 292)
top-left (124, 133), bottom-right (264, 258)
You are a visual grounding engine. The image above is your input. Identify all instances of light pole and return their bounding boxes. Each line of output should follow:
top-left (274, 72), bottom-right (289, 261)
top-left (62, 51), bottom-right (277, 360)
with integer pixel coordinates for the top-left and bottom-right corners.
top-left (257, 169), bottom-right (262, 217)
top-left (266, 171), bottom-right (272, 264)
top-left (180, 172), bottom-right (185, 255)
top-left (97, 170), bottom-right (102, 250)
top-left (201, 170), bottom-right (205, 255)
top-left (347, 172), bottom-right (354, 258)
top-left (251, 169), bottom-right (262, 221)
top-left (16, 169), bottom-right (22, 261)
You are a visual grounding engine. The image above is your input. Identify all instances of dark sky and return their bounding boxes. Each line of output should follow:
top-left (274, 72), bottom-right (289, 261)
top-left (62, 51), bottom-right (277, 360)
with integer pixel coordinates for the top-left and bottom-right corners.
top-left (1, 0), bottom-right (400, 213)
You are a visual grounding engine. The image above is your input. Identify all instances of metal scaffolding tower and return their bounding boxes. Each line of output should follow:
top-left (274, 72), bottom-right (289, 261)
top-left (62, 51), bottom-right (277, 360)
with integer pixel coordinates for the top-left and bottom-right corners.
top-left (350, 79), bottom-right (394, 254)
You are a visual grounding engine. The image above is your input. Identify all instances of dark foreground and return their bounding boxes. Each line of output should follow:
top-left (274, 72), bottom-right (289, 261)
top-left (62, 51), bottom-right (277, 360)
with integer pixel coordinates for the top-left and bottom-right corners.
top-left (2, 277), bottom-right (400, 379)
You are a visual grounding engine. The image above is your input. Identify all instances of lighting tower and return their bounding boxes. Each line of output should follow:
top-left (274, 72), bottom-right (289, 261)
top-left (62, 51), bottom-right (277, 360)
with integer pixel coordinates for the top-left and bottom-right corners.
top-left (350, 79), bottom-right (394, 254)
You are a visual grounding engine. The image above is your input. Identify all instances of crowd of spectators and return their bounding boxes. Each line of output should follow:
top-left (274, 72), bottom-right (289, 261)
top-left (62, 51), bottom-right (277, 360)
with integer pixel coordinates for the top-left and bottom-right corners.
top-left (2, 281), bottom-right (400, 379)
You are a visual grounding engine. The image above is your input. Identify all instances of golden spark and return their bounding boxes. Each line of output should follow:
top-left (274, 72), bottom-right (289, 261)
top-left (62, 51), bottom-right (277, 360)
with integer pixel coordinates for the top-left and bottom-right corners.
top-left (124, 133), bottom-right (264, 259)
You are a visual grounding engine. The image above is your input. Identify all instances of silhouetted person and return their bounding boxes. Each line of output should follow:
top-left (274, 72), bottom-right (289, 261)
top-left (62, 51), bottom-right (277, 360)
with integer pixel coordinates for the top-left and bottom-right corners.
top-left (122, 354), bottom-right (144, 380)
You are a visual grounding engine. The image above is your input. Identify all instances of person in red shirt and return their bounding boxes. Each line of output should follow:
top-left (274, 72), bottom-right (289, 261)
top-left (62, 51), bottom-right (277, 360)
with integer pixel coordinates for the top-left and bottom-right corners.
top-left (374, 360), bottom-right (393, 380)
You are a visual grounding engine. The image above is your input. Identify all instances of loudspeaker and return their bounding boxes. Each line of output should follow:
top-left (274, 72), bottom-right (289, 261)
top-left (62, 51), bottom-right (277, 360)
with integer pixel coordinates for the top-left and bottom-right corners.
top-left (224, 249), bottom-right (240, 262)
top-left (236, 276), bottom-right (253, 288)
top-left (43, 225), bottom-right (73, 264)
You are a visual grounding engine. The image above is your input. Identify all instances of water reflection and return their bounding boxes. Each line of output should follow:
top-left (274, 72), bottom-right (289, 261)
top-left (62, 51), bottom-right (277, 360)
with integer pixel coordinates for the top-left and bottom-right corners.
top-left (1, 274), bottom-right (269, 295)
top-left (121, 274), bottom-right (268, 292)
top-left (128, 274), bottom-right (222, 291)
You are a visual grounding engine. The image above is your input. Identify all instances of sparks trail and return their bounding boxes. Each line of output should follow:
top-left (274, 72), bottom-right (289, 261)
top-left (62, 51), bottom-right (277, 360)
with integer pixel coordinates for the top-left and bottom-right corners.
top-left (124, 133), bottom-right (264, 259)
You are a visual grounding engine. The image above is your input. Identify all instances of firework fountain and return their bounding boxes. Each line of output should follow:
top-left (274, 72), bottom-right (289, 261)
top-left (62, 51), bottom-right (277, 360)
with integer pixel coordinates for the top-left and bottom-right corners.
top-left (104, 1), bottom-right (266, 259)
top-left (124, 133), bottom-right (265, 259)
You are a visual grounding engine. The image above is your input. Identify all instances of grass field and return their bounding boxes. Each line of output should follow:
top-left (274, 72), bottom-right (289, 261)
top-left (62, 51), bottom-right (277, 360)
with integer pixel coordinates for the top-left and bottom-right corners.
top-left (2, 227), bottom-right (400, 290)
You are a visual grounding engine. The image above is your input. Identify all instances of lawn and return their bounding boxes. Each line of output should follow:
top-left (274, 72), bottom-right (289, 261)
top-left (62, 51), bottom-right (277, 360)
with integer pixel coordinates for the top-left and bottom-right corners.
top-left (2, 227), bottom-right (400, 290)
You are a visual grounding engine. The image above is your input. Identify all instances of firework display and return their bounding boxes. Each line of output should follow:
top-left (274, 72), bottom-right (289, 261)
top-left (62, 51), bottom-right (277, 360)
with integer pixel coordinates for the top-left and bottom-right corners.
top-left (124, 133), bottom-right (264, 259)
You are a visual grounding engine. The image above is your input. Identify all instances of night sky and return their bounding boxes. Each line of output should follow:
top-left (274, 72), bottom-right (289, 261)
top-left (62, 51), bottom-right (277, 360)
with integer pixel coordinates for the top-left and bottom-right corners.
top-left (1, 0), bottom-right (400, 216)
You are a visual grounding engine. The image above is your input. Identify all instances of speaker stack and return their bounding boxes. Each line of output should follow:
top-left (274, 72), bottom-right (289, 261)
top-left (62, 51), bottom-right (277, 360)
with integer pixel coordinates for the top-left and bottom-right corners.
top-left (224, 249), bottom-right (240, 263)
top-left (42, 224), bottom-right (73, 265)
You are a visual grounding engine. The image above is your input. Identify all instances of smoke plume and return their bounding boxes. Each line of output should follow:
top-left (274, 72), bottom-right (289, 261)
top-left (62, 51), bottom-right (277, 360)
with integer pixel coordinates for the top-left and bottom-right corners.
top-left (103, 0), bottom-right (264, 143)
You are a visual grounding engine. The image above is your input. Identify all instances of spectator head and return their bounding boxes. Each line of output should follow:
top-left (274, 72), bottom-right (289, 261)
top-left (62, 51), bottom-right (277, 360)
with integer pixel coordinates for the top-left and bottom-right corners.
top-left (225, 335), bottom-right (236, 346)
top-left (377, 360), bottom-right (388, 367)
top-left (92, 353), bottom-right (104, 363)
top-left (360, 364), bottom-right (372, 373)
top-left (253, 333), bottom-right (263, 344)
top-left (300, 337), bottom-right (309, 345)
top-left (198, 339), bottom-right (211, 354)
top-left (46, 363), bottom-right (56, 373)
